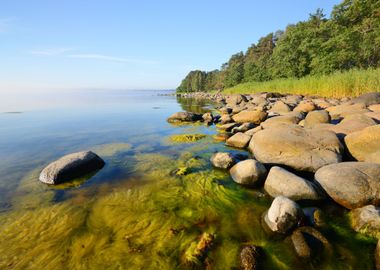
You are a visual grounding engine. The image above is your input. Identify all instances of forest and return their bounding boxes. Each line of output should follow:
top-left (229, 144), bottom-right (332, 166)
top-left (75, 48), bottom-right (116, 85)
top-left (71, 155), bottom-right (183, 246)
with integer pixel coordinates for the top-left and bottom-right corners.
top-left (176, 0), bottom-right (380, 93)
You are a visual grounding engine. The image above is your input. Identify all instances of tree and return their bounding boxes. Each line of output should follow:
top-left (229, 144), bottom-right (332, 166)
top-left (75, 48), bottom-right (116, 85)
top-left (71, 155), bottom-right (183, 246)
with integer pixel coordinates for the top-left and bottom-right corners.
top-left (223, 52), bottom-right (245, 87)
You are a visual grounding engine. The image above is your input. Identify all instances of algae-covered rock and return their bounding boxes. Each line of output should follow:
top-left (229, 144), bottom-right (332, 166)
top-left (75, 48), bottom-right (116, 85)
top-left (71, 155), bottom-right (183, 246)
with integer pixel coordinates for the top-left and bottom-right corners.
top-left (350, 205), bottom-right (380, 239)
top-left (184, 232), bottom-right (215, 265)
top-left (240, 245), bottom-right (261, 270)
top-left (39, 151), bottom-right (105, 185)
top-left (169, 134), bottom-right (206, 143)
top-left (210, 152), bottom-right (236, 169)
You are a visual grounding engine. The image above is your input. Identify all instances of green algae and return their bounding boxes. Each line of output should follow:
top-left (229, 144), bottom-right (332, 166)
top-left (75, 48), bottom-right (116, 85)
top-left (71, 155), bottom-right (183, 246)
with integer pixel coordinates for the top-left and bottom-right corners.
top-left (168, 134), bottom-right (206, 143)
top-left (91, 142), bottom-right (132, 157)
top-left (0, 136), bottom-right (377, 269)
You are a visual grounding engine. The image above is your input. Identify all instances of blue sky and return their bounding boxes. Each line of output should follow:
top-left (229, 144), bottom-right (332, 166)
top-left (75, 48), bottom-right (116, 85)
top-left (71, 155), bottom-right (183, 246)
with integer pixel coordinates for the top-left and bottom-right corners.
top-left (0, 0), bottom-right (341, 91)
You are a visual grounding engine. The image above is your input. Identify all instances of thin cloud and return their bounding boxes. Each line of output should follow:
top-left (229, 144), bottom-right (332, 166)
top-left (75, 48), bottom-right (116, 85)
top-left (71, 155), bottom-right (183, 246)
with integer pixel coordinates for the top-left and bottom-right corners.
top-left (30, 47), bottom-right (74, 56)
top-left (68, 53), bottom-right (157, 64)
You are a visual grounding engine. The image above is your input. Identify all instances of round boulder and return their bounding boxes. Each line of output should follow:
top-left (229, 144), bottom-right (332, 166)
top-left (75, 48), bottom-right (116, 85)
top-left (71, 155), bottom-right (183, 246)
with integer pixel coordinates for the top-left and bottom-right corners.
top-left (315, 162), bottom-right (380, 209)
top-left (304, 110), bottom-right (330, 128)
top-left (226, 132), bottom-right (251, 148)
top-left (264, 196), bottom-right (304, 234)
top-left (350, 205), bottom-right (380, 239)
top-left (39, 151), bottom-right (105, 185)
top-left (232, 110), bottom-right (267, 124)
top-left (264, 166), bottom-right (323, 201)
top-left (249, 125), bottom-right (343, 172)
top-left (230, 159), bottom-right (267, 187)
top-left (210, 152), bottom-right (236, 169)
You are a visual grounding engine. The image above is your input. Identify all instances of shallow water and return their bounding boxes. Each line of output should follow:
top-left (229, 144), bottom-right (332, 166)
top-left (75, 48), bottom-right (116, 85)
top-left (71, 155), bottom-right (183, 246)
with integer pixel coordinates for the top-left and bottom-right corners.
top-left (0, 90), bottom-right (376, 269)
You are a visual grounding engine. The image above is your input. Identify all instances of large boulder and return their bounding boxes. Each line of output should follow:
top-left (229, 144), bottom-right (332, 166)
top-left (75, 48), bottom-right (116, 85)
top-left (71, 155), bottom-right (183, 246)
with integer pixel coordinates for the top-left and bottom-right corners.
top-left (264, 166), bottom-right (323, 201)
top-left (260, 113), bottom-right (302, 129)
top-left (264, 196), bottom-right (304, 234)
top-left (269, 101), bottom-right (291, 115)
top-left (350, 205), bottom-right (380, 239)
top-left (210, 152), bottom-right (236, 169)
top-left (249, 125), bottom-right (343, 172)
top-left (167, 111), bottom-right (202, 122)
top-left (294, 101), bottom-right (316, 113)
top-left (39, 151), bottom-right (105, 185)
top-left (304, 110), bottom-right (330, 128)
top-left (326, 103), bottom-right (369, 119)
top-left (351, 92), bottom-right (380, 106)
top-left (344, 125), bottom-right (380, 163)
top-left (226, 132), bottom-right (251, 148)
top-left (315, 162), bottom-right (380, 209)
top-left (230, 159), bottom-right (267, 187)
top-left (232, 110), bottom-right (267, 124)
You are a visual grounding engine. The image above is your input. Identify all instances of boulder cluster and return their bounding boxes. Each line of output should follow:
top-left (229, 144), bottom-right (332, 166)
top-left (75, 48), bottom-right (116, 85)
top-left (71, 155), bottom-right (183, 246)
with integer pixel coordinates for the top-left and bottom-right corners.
top-left (174, 91), bottom-right (380, 264)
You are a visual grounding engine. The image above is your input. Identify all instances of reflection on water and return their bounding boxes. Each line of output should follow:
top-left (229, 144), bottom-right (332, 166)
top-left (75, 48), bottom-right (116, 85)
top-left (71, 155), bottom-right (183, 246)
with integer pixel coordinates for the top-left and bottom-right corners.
top-left (0, 90), bottom-right (376, 269)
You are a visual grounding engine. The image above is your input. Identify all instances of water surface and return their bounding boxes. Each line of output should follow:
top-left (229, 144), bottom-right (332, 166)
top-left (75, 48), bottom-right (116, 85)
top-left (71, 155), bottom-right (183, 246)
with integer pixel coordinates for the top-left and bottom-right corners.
top-left (0, 90), bottom-right (376, 269)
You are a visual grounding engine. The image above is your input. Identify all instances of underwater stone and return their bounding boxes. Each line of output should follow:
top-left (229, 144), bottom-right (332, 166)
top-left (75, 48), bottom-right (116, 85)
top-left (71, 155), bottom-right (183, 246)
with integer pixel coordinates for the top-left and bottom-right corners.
top-left (264, 196), bottom-right (303, 234)
top-left (240, 245), bottom-right (261, 270)
top-left (39, 151), bottom-right (105, 185)
top-left (210, 152), bottom-right (236, 169)
top-left (291, 226), bottom-right (330, 260)
top-left (167, 111), bottom-right (202, 122)
top-left (229, 159), bottom-right (267, 187)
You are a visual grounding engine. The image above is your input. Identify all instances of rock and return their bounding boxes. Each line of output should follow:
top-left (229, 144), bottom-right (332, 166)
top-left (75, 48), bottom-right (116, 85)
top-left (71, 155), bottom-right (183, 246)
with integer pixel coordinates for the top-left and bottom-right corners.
top-left (315, 162), bottom-right (380, 209)
top-left (202, 112), bottom-right (213, 122)
top-left (39, 151), bottom-right (105, 185)
top-left (294, 101), bottom-right (316, 113)
top-left (369, 104), bottom-right (380, 112)
top-left (351, 92), bottom-right (380, 106)
top-left (326, 103), bottom-right (369, 119)
top-left (213, 133), bottom-right (230, 142)
top-left (245, 126), bottom-right (263, 136)
top-left (226, 94), bottom-right (248, 105)
top-left (240, 245), bottom-right (261, 270)
top-left (261, 114), bottom-right (302, 129)
top-left (291, 226), bottom-right (330, 259)
top-left (229, 159), bottom-right (267, 187)
top-left (210, 152), bottom-right (236, 169)
top-left (264, 166), bottom-right (323, 201)
top-left (220, 114), bottom-right (233, 124)
top-left (184, 232), bottom-right (214, 264)
top-left (232, 110), bottom-right (268, 124)
top-left (344, 125), bottom-right (380, 163)
top-left (304, 110), bottom-right (330, 128)
top-left (219, 107), bottom-right (233, 114)
top-left (270, 101), bottom-right (291, 114)
top-left (226, 132), bottom-right (251, 148)
top-left (231, 122), bottom-right (255, 133)
top-left (167, 111), bottom-right (202, 122)
top-left (366, 111), bottom-right (380, 122)
top-left (249, 125), bottom-right (343, 172)
top-left (264, 196), bottom-right (304, 234)
top-left (218, 123), bottom-right (239, 132)
top-left (350, 205), bottom-right (380, 239)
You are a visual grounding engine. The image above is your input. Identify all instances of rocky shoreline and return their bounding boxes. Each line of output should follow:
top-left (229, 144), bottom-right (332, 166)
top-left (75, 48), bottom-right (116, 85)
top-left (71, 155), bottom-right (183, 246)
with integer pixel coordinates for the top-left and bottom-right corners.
top-left (169, 91), bottom-right (380, 268)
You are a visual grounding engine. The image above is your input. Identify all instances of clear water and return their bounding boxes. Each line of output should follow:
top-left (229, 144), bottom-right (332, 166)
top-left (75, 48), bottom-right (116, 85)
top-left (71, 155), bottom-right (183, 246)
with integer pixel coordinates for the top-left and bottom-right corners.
top-left (0, 90), bottom-right (376, 269)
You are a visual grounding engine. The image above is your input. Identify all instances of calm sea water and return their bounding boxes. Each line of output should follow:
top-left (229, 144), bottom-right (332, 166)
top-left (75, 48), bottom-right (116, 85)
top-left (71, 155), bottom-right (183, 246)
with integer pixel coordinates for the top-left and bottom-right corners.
top-left (0, 90), bottom-right (376, 269)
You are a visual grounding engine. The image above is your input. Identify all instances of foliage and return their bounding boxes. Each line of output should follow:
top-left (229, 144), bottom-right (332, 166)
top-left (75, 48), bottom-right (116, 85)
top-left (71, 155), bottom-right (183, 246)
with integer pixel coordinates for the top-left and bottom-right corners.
top-left (177, 0), bottom-right (380, 94)
top-left (222, 68), bottom-right (380, 98)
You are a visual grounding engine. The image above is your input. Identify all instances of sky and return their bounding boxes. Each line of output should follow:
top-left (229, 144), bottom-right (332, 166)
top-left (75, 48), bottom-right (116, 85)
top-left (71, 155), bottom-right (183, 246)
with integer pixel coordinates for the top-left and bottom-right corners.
top-left (0, 0), bottom-right (342, 91)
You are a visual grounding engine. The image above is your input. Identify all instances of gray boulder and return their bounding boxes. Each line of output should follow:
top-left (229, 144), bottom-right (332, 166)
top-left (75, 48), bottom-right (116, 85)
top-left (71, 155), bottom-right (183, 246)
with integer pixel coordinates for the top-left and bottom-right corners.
top-left (210, 152), bottom-right (236, 169)
top-left (351, 92), bottom-right (380, 106)
top-left (167, 111), bottom-right (202, 122)
top-left (226, 132), bottom-right (251, 148)
top-left (39, 151), bottom-right (105, 185)
top-left (230, 159), bottom-right (267, 187)
top-left (264, 166), bottom-right (323, 201)
top-left (264, 196), bottom-right (304, 234)
top-left (350, 205), bottom-right (380, 239)
top-left (249, 125), bottom-right (343, 172)
top-left (315, 162), bottom-right (380, 209)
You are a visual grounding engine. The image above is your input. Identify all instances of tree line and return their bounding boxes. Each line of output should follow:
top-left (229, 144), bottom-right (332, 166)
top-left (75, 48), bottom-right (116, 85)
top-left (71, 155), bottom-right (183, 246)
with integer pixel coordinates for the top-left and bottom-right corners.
top-left (177, 0), bottom-right (380, 92)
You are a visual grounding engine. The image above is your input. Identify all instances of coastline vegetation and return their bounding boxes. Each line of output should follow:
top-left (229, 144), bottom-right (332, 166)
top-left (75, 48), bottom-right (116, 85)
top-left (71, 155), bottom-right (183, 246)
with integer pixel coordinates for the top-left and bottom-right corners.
top-left (177, 0), bottom-right (380, 97)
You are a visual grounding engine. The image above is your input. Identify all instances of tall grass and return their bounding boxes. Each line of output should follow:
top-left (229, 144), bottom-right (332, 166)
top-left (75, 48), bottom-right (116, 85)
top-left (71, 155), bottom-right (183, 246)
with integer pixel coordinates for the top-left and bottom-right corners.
top-left (223, 68), bottom-right (380, 98)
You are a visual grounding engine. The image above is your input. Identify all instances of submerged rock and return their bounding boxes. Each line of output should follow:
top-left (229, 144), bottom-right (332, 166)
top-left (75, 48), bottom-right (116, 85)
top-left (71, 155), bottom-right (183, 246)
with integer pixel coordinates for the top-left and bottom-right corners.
top-left (240, 245), bottom-right (261, 270)
top-left (291, 226), bottom-right (330, 260)
top-left (264, 166), bottom-right (323, 201)
top-left (184, 232), bottom-right (214, 265)
top-left (264, 196), bottom-right (303, 234)
top-left (39, 151), bottom-right (105, 185)
top-left (350, 205), bottom-right (380, 239)
top-left (315, 162), bottom-right (380, 209)
top-left (229, 159), bottom-right (267, 187)
top-left (210, 152), bottom-right (236, 169)
top-left (249, 125), bottom-right (343, 172)
top-left (167, 111), bottom-right (202, 122)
